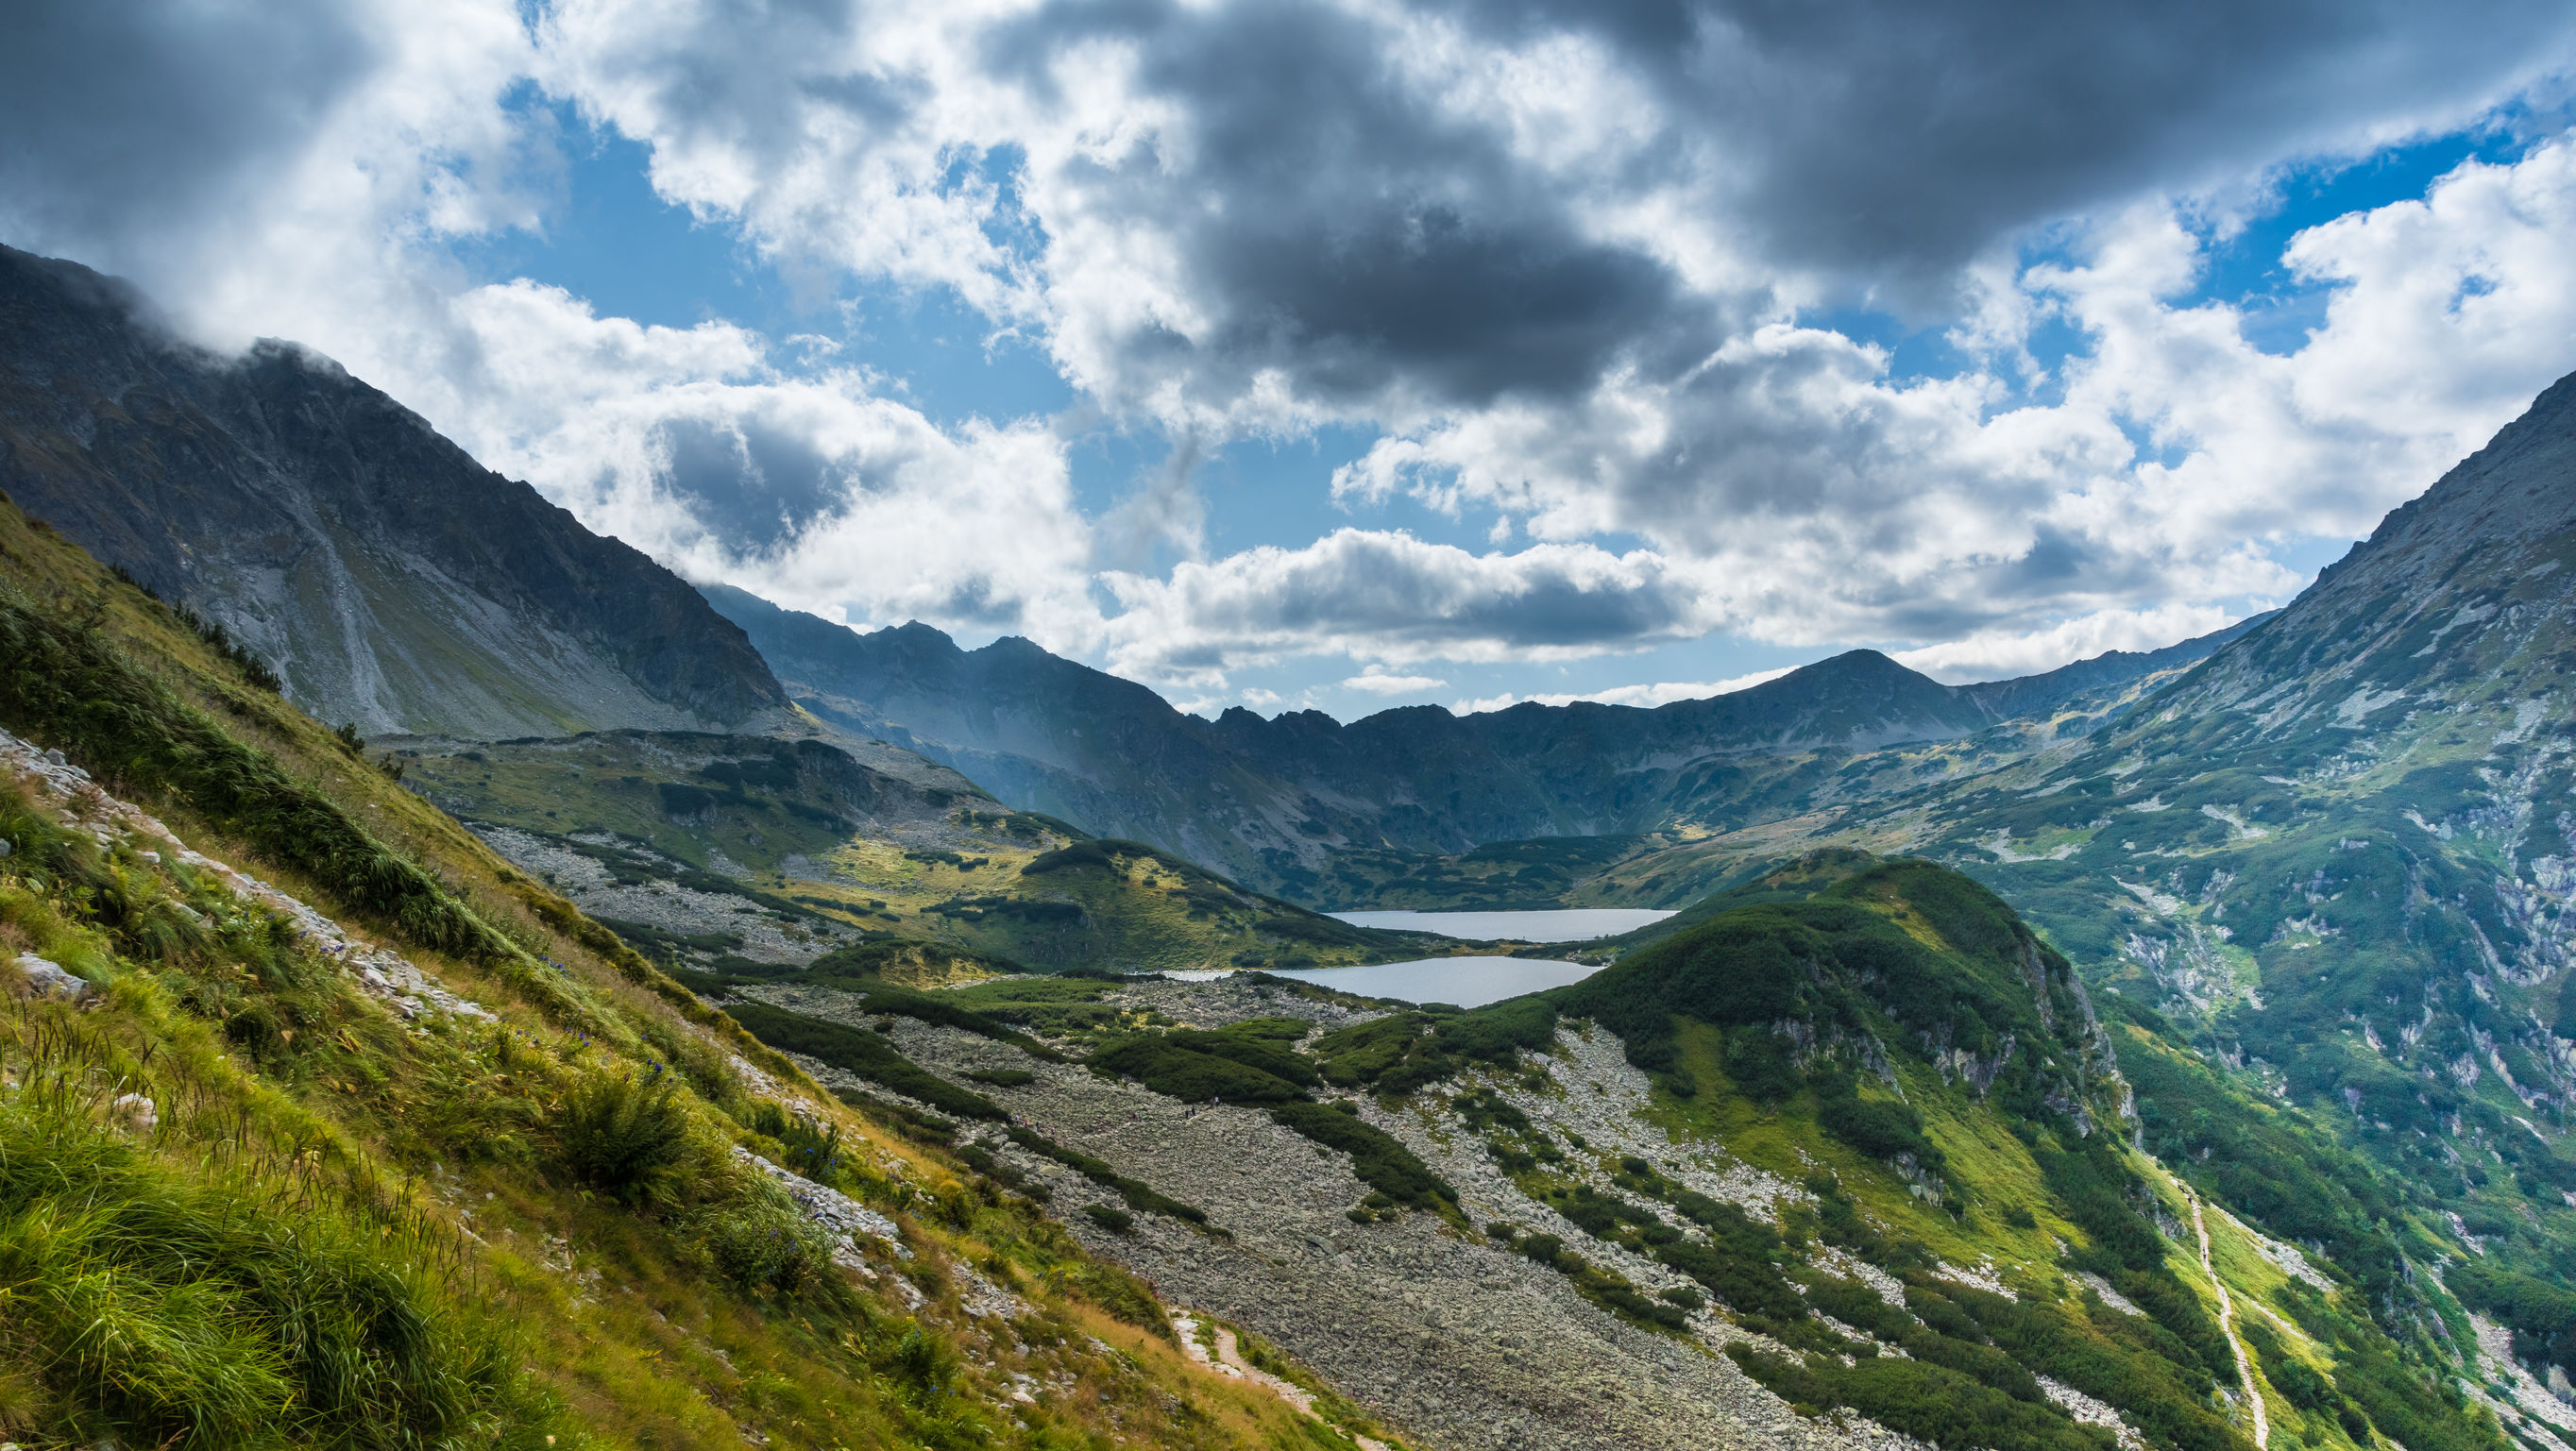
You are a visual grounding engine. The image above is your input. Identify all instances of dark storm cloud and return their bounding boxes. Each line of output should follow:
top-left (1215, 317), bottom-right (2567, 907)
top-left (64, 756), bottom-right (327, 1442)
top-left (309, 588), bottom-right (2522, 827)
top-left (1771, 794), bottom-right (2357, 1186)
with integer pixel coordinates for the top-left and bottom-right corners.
top-left (1428, 0), bottom-right (2576, 290)
top-left (651, 414), bottom-right (851, 550)
top-left (960, 0), bottom-right (2576, 421)
top-left (0, 1), bottom-right (374, 256)
top-left (980, 0), bottom-right (1707, 413)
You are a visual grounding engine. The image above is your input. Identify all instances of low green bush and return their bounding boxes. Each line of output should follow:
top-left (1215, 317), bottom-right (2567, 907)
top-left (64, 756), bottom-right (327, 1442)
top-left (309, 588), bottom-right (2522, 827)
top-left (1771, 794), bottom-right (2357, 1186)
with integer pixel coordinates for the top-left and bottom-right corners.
top-left (1268, 1101), bottom-right (1456, 1214)
top-left (722, 1004), bottom-right (1005, 1122)
top-left (1088, 1036), bottom-right (1306, 1104)
top-left (552, 1065), bottom-right (698, 1207)
top-left (685, 1179), bottom-right (839, 1295)
top-left (1724, 1343), bottom-right (2112, 1451)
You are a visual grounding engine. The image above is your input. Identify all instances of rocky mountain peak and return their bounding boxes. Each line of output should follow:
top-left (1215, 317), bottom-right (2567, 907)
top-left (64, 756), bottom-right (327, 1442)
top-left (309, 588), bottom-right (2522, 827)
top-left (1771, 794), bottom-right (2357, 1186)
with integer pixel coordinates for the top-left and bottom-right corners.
top-left (0, 245), bottom-right (790, 739)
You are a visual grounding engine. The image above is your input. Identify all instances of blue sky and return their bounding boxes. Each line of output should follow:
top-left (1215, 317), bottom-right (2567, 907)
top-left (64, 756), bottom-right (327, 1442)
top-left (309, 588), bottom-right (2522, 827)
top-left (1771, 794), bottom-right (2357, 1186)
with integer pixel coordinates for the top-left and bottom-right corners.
top-left (8, 0), bottom-right (2574, 718)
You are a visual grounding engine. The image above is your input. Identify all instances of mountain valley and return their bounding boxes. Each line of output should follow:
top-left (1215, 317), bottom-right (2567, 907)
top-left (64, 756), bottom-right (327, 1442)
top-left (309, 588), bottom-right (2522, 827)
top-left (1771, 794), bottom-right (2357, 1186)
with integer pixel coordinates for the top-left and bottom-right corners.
top-left (0, 239), bottom-right (2562, 1451)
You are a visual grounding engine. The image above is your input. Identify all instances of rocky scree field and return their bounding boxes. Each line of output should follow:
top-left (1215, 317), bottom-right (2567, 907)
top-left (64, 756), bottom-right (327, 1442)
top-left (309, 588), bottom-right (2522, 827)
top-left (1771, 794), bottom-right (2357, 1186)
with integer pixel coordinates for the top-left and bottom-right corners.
top-left (695, 852), bottom-right (2508, 1451)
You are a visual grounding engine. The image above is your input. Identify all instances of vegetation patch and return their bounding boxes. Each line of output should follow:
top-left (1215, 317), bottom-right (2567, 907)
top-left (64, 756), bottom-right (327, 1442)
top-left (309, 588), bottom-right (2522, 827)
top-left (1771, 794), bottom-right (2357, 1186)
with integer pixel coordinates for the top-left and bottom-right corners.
top-left (1270, 1101), bottom-right (1457, 1216)
top-left (0, 591), bottom-right (519, 964)
top-left (720, 1002), bottom-right (1007, 1121)
top-left (0, 1083), bottom-right (555, 1447)
top-left (1002, 1126), bottom-right (1224, 1235)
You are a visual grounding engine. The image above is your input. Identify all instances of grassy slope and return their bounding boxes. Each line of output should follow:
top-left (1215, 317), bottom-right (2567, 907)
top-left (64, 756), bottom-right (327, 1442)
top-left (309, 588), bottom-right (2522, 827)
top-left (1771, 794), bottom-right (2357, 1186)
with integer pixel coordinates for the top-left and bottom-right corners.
top-left (0, 498), bottom-right (1384, 1451)
top-left (407, 738), bottom-right (1458, 974)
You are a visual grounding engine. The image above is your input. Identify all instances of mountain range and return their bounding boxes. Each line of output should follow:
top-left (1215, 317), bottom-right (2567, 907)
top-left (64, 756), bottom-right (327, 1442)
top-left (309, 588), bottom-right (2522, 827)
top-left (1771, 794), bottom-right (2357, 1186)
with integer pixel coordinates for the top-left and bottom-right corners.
top-left (0, 240), bottom-right (2568, 1451)
top-left (706, 580), bottom-right (2263, 899)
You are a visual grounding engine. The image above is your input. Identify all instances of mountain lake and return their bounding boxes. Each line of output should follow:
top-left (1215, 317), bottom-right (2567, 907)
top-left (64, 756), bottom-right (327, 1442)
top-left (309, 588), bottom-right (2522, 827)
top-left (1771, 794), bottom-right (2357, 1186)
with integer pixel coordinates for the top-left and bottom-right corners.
top-left (1325, 907), bottom-right (1674, 941)
top-left (1161, 909), bottom-right (1678, 1006)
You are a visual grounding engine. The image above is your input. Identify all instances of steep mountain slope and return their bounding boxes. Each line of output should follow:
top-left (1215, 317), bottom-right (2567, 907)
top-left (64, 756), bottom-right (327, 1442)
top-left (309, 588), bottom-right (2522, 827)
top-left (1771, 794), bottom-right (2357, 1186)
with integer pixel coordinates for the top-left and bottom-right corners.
top-left (1588, 367), bottom-right (2576, 1408)
top-left (0, 245), bottom-right (788, 738)
top-left (705, 581), bottom-right (2257, 899)
top-left (712, 853), bottom-right (2511, 1451)
top-left (0, 494), bottom-right (1395, 1450)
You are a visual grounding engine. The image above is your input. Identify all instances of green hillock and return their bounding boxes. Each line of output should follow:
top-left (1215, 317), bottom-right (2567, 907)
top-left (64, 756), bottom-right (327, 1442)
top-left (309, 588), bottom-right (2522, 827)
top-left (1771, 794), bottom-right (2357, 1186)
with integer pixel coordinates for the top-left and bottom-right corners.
top-left (407, 739), bottom-right (1457, 975)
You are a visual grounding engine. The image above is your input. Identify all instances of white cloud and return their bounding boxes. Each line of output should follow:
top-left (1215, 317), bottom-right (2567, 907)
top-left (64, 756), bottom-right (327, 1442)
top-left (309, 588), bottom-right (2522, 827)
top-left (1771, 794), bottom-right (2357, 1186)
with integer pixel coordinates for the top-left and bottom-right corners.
top-left (1342, 670), bottom-right (1449, 696)
top-left (1456, 666), bottom-right (1796, 716)
top-left (1097, 528), bottom-right (1719, 685)
top-left (439, 281), bottom-right (1106, 650)
top-left (1890, 604), bottom-right (2246, 684)
top-left (1332, 136), bottom-right (2576, 670)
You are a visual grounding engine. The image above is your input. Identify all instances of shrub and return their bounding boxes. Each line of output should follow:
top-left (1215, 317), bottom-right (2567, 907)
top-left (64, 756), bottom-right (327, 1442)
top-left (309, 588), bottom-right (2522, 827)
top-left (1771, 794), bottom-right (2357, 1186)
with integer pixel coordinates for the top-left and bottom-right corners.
top-left (1269, 1101), bottom-right (1456, 1214)
top-left (723, 1004), bottom-right (1005, 1121)
top-left (1089, 1037), bottom-right (1305, 1104)
top-left (553, 1068), bottom-right (696, 1206)
top-left (1083, 1205), bottom-right (1135, 1234)
top-left (686, 1180), bottom-right (838, 1295)
top-left (1724, 1343), bottom-right (2112, 1451)
top-left (1814, 1071), bottom-right (1941, 1170)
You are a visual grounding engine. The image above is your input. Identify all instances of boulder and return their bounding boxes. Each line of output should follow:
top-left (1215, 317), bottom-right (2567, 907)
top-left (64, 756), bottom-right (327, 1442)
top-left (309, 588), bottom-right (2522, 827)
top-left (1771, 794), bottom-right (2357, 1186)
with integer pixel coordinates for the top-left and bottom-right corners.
top-left (11, 953), bottom-right (93, 1001)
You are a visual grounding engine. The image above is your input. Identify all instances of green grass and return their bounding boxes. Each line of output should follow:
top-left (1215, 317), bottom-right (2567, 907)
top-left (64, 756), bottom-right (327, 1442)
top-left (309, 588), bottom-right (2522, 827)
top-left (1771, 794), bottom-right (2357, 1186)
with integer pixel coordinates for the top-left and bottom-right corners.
top-left (0, 1073), bottom-right (554, 1449)
top-left (0, 500), bottom-right (1383, 1451)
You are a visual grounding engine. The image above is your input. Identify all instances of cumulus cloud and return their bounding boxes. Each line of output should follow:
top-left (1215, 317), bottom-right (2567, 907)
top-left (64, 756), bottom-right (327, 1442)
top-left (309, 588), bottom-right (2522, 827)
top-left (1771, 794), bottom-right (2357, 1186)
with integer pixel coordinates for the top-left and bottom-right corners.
top-left (1335, 137), bottom-right (2576, 664)
top-left (533, 0), bottom-right (2576, 429)
top-left (443, 282), bottom-right (1104, 648)
top-left (4, 0), bottom-right (2575, 700)
top-left (1456, 666), bottom-right (1797, 716)
top-left (1342, 670), bottom-right (1450, 696)
top-left (1098, 529), bottom-right (1719, 683)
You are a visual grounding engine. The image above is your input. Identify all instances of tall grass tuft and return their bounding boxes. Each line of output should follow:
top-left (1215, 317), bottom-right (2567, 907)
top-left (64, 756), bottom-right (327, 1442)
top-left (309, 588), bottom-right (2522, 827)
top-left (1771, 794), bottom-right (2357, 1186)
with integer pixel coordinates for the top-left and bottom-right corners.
top-left (0, 1085), bottom-right (556, 1448)
top-left (552, 1066), bottom-right (696, 1206)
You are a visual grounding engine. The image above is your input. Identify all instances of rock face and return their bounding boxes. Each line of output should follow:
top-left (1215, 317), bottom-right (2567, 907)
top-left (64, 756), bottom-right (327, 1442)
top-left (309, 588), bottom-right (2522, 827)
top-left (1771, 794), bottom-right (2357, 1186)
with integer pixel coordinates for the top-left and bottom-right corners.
top-left (0, 245), bottom-right (790, 739)
top-left (703, 581), bottom-right (2256, 897)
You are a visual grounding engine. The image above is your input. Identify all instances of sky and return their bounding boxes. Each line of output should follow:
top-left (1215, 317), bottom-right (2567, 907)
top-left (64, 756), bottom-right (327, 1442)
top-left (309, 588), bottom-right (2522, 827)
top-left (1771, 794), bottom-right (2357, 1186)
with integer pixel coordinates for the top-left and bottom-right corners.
top-left (6, 2), bottom-right (2576, 721)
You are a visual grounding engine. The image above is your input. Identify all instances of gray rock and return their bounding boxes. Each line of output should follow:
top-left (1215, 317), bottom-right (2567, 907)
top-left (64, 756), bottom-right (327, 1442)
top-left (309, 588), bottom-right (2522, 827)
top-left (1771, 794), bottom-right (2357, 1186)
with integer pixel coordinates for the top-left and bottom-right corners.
top-left (12, 953), bottom-right (92, 1001)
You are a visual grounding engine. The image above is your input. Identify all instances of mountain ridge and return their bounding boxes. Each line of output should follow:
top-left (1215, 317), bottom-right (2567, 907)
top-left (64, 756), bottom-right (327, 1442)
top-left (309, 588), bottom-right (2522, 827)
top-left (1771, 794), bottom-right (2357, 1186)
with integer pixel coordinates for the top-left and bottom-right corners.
top-left (704, 581), bottom-right (2262, 898)
top-left (0, 244), bottom-right (791, 739)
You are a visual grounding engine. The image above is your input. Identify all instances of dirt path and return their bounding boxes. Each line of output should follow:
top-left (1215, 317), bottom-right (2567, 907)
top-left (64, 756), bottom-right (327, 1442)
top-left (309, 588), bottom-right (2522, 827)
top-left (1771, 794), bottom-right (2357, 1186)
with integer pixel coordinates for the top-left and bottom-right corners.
top-left (2186, 1188), bottom-right (2269, 1450)
top-left (1173, 1311), bottom-right (1391, 1450)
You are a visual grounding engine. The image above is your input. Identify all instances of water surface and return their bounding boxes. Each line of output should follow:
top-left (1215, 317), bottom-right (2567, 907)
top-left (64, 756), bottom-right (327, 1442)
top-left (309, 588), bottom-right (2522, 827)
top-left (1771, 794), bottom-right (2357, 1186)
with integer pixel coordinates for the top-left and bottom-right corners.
top-left (1329, 907), bottom-right (1674, 942)
top-left (1259, 955), bottom-right (1602, 1007)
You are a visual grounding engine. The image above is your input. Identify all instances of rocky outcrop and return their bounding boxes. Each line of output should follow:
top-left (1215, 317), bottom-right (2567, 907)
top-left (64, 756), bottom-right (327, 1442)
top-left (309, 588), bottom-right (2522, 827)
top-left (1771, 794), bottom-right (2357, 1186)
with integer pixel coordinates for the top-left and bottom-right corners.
top-left (0, 245), bottom-right (790, 739)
